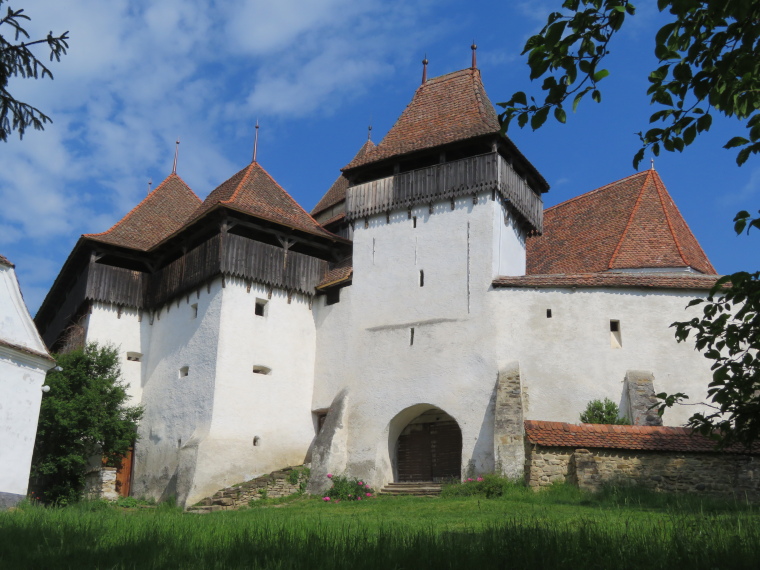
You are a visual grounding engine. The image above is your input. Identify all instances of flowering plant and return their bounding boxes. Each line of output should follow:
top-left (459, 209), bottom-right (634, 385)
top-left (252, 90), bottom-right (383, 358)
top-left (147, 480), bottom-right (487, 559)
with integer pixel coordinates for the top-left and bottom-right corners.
top-left (322, 474), bottom-right (375, 502)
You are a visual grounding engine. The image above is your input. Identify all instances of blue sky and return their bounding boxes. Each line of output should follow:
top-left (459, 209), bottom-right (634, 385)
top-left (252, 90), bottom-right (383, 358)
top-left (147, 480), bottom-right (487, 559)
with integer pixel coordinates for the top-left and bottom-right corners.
top-left (2, 0), bottom-right (758, 314)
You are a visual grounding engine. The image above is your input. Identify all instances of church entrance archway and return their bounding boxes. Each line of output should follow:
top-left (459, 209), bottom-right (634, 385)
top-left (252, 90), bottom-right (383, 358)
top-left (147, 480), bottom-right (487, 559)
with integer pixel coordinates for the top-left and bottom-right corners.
top-left (395, 408), bottom-right (462, 482)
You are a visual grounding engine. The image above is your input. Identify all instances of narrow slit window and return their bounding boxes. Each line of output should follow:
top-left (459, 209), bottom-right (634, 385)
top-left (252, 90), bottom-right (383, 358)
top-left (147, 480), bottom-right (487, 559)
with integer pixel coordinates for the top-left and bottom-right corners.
top-left (419, 270), bottom-right (424, 287)
top-left (252, 365), bottom-right (272, 375)
top-left (191, 303), bottom-right (198, 319)
top-left (410, 327), bottom-right (415, 346)
top-left (126, 352), bottom-right (142, 362)
top-left (546, 309), bottom-right (552, 319)
top-left (179, 366), bottom-right (190, 378)
top-left (255, 299), bottom-right (267, 317)
top-left (413, 216), bottom-right (417, 228)
top-left (610, 320), bottom-right (622, 348)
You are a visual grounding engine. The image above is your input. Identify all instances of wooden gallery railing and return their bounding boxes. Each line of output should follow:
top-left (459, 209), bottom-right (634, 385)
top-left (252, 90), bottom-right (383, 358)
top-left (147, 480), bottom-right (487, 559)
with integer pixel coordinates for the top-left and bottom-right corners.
top-left (346, 152), bottom-right (543, 233)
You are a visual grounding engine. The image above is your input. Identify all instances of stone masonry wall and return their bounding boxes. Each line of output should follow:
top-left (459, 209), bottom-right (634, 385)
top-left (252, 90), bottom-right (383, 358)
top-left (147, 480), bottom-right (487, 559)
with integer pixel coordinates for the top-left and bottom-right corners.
top-left (526, 445), bottom-right (760, 499)
top-left (84, 467), bottom-right (118, 501)
top-left (189, 466), bottom-right (308, 512)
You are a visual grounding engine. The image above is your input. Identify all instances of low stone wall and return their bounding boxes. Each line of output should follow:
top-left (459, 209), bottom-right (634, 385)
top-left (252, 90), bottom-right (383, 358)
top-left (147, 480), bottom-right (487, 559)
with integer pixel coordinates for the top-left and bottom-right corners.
top-left (84, 467), bottom-right (118, 501)
top-left (526, 445), bottom-right (760, 499)
top-left (190, 466), bottom-right (308, 512)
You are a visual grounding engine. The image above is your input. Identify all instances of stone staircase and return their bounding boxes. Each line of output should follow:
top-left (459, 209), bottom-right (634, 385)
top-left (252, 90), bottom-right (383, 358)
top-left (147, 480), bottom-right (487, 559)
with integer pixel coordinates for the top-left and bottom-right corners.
top-left (379, 482), bottom-right (442, 497)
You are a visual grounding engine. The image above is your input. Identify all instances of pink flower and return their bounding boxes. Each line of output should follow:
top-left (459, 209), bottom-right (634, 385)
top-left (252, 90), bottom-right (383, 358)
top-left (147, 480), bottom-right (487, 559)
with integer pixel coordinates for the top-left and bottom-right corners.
top-left (357, 497), bottom-right (362, 501)
top-left (365, 493), bottom-right (372, 497)
top-left (467, 478), bottom-right (473, 482)
top-left (477, 477), bottom-right (484, 482)
top-left (323, 497), bottom-right (331, 501)
top-left (327, 473), bottom-right (333, 478)
top-left (358, 482), bottom-right (363, 486)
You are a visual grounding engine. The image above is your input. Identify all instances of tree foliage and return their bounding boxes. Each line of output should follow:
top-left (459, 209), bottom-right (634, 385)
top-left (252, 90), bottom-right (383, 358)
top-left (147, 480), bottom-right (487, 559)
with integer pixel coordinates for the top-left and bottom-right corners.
top-left (580, 398), bottom-right (630, 425)
top-left (498, 0), bottom-right (760, 168)
top-left (0, 1), bottom-right (69, 141)
top-left (30, 343), bottom-right (142, 505)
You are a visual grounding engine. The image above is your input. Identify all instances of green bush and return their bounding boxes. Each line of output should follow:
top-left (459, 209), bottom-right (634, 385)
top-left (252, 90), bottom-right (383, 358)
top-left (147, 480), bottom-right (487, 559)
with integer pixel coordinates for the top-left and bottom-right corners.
top-left (322, 474), bottom-right (374, 502)
top-left (441, 474), bottom-right (524, 499)
top-left (579, 398), bottom-right (630, 425)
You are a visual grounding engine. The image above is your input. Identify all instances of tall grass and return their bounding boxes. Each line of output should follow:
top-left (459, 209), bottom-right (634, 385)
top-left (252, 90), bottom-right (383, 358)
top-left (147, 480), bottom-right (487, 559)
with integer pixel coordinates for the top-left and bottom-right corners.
top-left (1, 490), bottom-right (759, 569)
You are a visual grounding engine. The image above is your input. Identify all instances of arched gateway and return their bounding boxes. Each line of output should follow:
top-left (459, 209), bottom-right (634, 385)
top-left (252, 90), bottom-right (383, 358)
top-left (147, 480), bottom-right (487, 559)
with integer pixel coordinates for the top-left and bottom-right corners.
top-left (394, 408), bottom-right (462, 482)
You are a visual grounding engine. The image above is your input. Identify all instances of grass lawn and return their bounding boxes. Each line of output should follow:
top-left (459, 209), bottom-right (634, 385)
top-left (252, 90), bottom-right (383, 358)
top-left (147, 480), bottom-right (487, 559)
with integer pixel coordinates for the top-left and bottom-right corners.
top-left (1, 484), bottom-right (759, 569)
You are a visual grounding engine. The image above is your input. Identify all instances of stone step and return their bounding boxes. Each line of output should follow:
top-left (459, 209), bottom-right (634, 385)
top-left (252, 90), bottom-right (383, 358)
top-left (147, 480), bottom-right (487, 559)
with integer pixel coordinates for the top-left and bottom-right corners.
top-left (379, 482), bottom-right (442, 496)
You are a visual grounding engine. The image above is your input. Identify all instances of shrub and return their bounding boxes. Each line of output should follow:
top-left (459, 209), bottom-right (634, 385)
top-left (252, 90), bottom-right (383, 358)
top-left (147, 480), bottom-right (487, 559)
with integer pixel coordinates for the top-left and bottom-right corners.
top-left (441, 474), bottom-right (524, 499)
top-left (579, 398), bottom-right (630, 425)
top-left (322, 474), bottom-right (374, 502)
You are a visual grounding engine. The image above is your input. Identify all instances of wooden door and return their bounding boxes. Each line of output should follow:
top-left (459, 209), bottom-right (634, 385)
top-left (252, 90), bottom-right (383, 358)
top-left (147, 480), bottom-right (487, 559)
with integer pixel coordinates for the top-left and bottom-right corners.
top-left (115, 448), bottom-right (134, 497)
top-left (397, 420), bottom-right (462, 482)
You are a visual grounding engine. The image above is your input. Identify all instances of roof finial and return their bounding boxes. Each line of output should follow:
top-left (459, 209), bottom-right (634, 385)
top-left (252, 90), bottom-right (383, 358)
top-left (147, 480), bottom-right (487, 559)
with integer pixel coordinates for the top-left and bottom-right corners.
top-left (471, 42), bottom-right (477, 69)
top-left (421, 54), bottom-right (428, 85)
top-left (148, 178), bottom-right (152, 194)
top-left (253, 120), bottom-right (259, 163)
top-left (172, 137), bottom-right (180, 175)
top-left (650, 157), bottom-right (655, 171)
top-left (368, 124), bottom-right (373, 141)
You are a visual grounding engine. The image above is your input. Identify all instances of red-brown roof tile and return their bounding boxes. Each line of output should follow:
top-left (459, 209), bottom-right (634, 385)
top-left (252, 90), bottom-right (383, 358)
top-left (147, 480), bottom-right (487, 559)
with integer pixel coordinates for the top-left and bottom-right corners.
top-left (0, 254), bottom-right (13, 267)
top-left (524, 420), bottom-right (760, 454)
top-left (493, 273), bottom-right (719, 290)
top-left (344, 69), bottom-right (500, 170)
top-left (85, 174), bottom-right (201, 252)
top-left (317, 257), bottom-right (353, 289)
top-left (312, 140), bottom-right (375, 216)
top-left (193, 162), bottom-right (338, 239)
top-left (527, 170), bottom-right (716, 275)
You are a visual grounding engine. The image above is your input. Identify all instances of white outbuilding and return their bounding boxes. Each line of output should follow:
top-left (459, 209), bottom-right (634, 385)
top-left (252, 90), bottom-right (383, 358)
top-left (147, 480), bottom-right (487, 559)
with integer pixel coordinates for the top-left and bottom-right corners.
top-left (0, 254), bottom-right (55, 508)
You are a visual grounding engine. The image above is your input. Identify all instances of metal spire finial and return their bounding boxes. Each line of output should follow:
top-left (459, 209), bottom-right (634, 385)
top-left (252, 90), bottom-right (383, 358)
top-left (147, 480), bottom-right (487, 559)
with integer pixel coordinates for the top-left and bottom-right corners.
top-left (148, 178), bottom-right (152, 194)
top-left (172, 137), bottom-right (180, 175)
top-left (651, 158), bottom-right (655, 171)
top-left (253, 120), bottom-right (260, 163)
top-left (421, 54), bottom-right (428, 85)
top-left (368, 124), bottom-right (373, 141)
top-left (471, 42), bottom-right (477, 69)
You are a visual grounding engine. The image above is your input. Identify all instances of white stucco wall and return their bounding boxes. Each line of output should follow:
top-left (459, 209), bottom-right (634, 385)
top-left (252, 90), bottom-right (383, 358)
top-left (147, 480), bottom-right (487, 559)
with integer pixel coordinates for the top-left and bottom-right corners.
top-left (490, 286), bottom-right (715, 426)
top-left (0, 264), bottom-right (54, 506)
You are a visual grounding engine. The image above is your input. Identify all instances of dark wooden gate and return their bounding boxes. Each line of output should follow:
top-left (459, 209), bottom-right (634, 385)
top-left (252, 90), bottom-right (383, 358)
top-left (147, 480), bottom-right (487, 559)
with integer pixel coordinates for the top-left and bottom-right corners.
top-left (397, 420), bottom-right (462, 482)
top-left (115, 448), bottom-right (134, 497)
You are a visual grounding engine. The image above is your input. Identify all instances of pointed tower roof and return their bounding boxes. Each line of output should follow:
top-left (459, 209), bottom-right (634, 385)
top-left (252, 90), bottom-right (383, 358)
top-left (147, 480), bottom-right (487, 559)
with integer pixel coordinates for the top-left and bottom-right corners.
top-left (85, 174), bottom-right (201, 251)
top-left (527, 170), bottom-right (716, 275)
top-left (192, 161), bottom-right (336, 239)
top-left (344, 68), bottom-right (500, 170)
top-left (312, 140), bottom-right (375, 217)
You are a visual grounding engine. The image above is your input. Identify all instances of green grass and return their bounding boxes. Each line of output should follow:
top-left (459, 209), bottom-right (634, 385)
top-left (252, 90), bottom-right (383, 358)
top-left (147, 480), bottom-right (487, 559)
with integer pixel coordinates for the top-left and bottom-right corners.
top-left (1, 485), bottom-right (759, 569)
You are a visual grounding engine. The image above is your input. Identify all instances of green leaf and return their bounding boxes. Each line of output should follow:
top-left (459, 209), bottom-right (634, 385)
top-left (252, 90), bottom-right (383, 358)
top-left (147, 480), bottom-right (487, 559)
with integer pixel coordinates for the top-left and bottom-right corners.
top-left (724, 136), bottom-right (749, 149)
top-left (511, 91), bottom-right (528, 106)
top-left (593, 68), bottom-right (610, 82)
top-left (554, 107), bottom-right (567, 123)
top-left (592, 89), bottom-right (602, 103)
top-left (531, 106), bottom-right (550, 130)
top-left (633, 147), bottom-right (645, 170)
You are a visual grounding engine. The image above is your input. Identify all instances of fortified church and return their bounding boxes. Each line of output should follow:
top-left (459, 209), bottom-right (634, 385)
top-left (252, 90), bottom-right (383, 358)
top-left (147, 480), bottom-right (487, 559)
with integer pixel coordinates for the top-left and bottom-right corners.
top-left (36, 52), bottom-right (720, 506)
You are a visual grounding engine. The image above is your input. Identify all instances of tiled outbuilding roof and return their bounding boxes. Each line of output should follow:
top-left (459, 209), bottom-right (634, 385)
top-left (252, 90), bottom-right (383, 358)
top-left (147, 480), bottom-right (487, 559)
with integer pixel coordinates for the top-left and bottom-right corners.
top-left (0, 254), bottom-right (13, 267)
top-left (317, 257), bottom-right (353, 289)
top-left (527, 170), bottom-right (716, 275)
top-left (344, 69), bottom-right (500, 170)
top-left (493, 273), bottom-right (719, 290)
top-left (193, 162), bottom-right (337, 239)
top-left (312, 140), bottom-right (375, 217)
top-left (524, 420), bottom-right (760, 454)
top-left (85, 174), bottom-right (201, 251)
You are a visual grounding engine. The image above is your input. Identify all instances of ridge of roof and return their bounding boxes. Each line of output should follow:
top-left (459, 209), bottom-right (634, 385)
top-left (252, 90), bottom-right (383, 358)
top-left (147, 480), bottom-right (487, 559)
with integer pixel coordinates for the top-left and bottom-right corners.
top-left (312, 140), bottom-right (375, 216)
top-left (192, 161), bottom-right (340, 240)
top-left (85, 173), bottom-right (202, 252)
top-left (343, 68), bottom-right (500, 170)
top-left (493, 273), bottom-right (720, 290)
top-left (0, 253), bottom-right (13, 267)
top-left (527, 170), bottom-right (716, 275)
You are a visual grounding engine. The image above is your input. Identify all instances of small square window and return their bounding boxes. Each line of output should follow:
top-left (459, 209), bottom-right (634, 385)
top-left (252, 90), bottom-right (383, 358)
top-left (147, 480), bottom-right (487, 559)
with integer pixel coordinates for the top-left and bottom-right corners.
top-left (546, 309), bottom-right (552, 319)
top-left (610, 320), bottom-right (622, 348)
top-left (179, 366), bottom-right (190, 378)
top-left (325, 288), bottom-right (340, 306)
top-left (126, 352), bottom-right (142, 362)
top-left (252, 365), bottom-right (272, 375)
top-left (255, 299), bottom-right (267, 317)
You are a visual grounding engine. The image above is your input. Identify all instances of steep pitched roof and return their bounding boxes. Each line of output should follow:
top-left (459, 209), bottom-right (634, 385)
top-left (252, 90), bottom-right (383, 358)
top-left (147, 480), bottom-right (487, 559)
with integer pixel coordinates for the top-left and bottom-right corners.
top-left (527, 170), bottom-right (716, 275)
top-left (317, 256), bottom-right (353, 289)
top-left (524, 420), bottom-right (760, 454)
top-left (193, 161), bottom-right (337, 239)
top-left (312, 140), bottom-right (375, 216)
top-left (493, 273), bottom-right (719, 290)
top-left (344, 69), bottom-right (500, 170)
top-left (0, 254), bottom-right (12, 267)
top-left (85, 174), bottom-right (201, 252)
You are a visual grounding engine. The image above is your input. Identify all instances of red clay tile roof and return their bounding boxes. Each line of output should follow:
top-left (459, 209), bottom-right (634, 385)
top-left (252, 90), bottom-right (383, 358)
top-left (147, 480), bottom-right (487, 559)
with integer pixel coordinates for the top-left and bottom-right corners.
top-left (85, 174), bottom-right (201, 251)
top-left (312, 140), bottom-right (375, 216)
top-left (344, 69), bottom-right (500, 170)
top-left (524, 420), bottom-right (760, 454)
top-left (527, 170), bottom-right (716, 275)
top-left (193, 162), bottom-right (338, 239)
top-left (0, 337), bottom-right (55, 363)
top-left (0, 254), bottom-right (13, 267)
top-left (317, 257), bottom-right (353, 289)
top-left (493, 273), bottom-right (719, 290)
